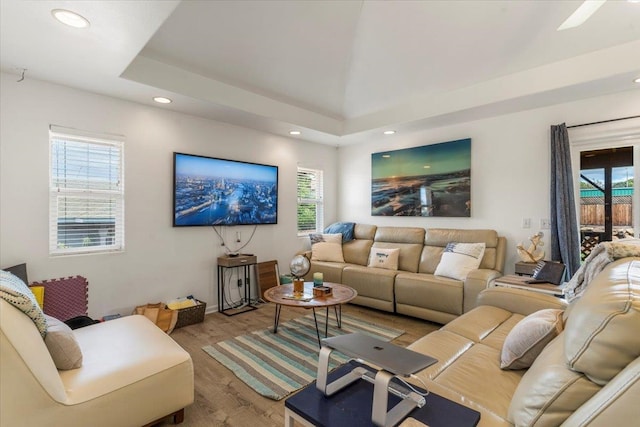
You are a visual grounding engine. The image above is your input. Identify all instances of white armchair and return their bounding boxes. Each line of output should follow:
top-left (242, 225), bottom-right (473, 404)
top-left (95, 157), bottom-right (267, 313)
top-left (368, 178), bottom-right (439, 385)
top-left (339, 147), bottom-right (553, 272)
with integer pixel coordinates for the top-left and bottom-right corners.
top-left (0, 299), bottom-right (194, 427)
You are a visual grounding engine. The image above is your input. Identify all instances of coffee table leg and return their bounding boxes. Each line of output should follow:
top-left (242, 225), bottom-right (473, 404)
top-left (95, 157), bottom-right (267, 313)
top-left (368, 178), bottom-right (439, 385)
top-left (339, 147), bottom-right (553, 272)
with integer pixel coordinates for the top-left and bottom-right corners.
top-left (325, 306), bottom-right (329, 337)
top-left (312, 308), bottom-right (321, 347)
top-left (273, 304), bottom-right (282, 333)
top-left (335, 305), bottom-right (342, 328)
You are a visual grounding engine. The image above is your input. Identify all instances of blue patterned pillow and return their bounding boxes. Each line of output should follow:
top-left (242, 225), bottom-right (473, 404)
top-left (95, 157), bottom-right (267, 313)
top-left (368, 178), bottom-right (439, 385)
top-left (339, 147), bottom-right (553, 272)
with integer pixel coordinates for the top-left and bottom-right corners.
top-left (324, 222), bottom-right (355, 243)
top-left (0, 270), bottom-right (48, 337)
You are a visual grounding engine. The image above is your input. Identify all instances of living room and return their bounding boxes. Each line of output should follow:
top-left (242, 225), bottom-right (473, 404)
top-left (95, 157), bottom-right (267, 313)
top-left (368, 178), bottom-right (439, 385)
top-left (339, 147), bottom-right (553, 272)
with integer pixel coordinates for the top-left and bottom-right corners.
top-left (1, 1), bottom-right (639, 426)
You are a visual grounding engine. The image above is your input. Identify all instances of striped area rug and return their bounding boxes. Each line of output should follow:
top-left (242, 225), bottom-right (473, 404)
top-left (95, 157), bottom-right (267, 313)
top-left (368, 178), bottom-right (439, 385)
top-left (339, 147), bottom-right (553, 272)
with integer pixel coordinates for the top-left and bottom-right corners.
top-left (202, 312), bottom-right (404, 400)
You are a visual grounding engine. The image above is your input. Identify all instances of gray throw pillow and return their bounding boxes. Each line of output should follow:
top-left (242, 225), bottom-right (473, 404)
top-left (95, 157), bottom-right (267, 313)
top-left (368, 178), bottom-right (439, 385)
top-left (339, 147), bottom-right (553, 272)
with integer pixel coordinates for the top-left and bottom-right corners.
top-left (501, 309), bottom-right (564, 370)
top-left (44, 314), bottom-right (83, 370)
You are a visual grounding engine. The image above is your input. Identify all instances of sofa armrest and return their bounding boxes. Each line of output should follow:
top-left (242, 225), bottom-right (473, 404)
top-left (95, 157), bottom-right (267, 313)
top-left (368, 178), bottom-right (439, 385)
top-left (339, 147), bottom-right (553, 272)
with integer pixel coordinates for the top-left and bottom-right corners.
top-left (463, 269), bottom-right (502, 313)
top-left (477, 287), bottom-right (567, 316)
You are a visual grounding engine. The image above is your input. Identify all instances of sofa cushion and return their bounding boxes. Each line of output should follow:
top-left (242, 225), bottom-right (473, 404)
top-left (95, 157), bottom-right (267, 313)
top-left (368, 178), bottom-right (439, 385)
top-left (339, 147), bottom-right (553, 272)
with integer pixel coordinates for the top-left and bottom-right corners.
top-left (342, 265), bottom-right (396, 305)
top-left (508, 334), bottom-right (601, 426)
top-left (310, 233), bottom-right (345, 263)
top-left (44, 315), bottom-right (83, 370)
top-left (422, 229), bottom-right (502, 272)
top-left (372, 242), bottom-right (422, 272)
top-left (395, 273), bottom-right (464, 316)
top-left (307, 261), bottom-right (347, 283)
top-left (434, 242), bottom-right (485, 281)
top-left (500, 309), bottom-right (564, 370)
top-left (0, 270), bottom-right (47, 337)
top-left (367, 247), bottom-right (400, 270)
top-left (564, 258), bottom-right (640, 385)
top-left (342, 239), bottom-right (374, 266)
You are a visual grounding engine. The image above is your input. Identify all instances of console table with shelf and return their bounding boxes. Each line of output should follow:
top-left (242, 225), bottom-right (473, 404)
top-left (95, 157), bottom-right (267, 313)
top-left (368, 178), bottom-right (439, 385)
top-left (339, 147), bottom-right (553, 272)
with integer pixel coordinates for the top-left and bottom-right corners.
top-left (492, 274), bottom-right (567, 298)
top-left (217, 254), bottom-right (258, 316)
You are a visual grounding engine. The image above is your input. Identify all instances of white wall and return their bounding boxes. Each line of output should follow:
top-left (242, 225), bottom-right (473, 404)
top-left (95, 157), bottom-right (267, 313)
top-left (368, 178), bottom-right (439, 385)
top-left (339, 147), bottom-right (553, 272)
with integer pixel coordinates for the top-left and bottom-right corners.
top-left (0, 73), bottom-right (338, 317)
top-left (337, 90), bottom-right (640, 273)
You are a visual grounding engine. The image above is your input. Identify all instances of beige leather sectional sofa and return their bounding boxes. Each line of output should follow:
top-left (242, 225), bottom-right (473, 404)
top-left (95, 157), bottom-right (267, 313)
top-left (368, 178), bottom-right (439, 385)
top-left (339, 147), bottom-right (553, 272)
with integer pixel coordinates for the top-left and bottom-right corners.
top-left (304, 224), bottom-right (506, 324)
top-left (400, 257), bottom-right (640, 427)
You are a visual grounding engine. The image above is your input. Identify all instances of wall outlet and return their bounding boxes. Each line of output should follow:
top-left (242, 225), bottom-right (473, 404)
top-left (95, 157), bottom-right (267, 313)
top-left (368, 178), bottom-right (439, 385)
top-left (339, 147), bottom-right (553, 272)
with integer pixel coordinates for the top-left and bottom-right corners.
top-left (540, 219), bottom-right (551, 229)
top-left (522, 218), bottom-right (531, 229)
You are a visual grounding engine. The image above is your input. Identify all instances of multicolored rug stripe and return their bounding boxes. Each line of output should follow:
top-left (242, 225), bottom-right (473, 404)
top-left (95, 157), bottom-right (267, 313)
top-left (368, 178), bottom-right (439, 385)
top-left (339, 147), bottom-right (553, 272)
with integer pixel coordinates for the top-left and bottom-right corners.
top-left (202, 313), bottom-right (405, 400)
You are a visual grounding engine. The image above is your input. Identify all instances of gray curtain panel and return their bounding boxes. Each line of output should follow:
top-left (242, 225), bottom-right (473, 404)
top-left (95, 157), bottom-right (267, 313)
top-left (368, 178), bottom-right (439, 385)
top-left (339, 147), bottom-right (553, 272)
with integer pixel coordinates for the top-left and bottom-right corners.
top-left (550, 123), bottom-right (581, 278)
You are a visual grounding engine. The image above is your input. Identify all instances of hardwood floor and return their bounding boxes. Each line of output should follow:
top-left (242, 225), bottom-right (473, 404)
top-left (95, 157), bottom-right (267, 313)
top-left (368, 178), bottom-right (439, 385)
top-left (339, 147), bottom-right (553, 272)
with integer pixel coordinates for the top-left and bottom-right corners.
top-left (157, 303), bottom-right (441, 427)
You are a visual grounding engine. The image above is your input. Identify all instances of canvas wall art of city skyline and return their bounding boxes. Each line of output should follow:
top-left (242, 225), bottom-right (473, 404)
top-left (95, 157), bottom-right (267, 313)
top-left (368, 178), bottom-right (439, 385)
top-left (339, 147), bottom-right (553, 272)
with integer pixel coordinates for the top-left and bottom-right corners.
top-left (371, 138), bottom-right (471, 217)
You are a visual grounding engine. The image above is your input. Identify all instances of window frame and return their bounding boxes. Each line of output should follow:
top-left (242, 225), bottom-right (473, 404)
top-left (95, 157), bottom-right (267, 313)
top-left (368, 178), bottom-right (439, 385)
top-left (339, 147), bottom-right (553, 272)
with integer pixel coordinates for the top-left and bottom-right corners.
top-left (49, 129), bottom-right (125, 256)
top-left (296, 167), bottom-right (324, 236)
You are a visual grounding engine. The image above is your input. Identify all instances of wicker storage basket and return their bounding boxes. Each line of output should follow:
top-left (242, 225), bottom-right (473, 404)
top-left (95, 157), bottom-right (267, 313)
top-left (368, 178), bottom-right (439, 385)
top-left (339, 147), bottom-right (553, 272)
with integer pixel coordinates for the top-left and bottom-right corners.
top-left (174, 300), bottom-right (206, 329)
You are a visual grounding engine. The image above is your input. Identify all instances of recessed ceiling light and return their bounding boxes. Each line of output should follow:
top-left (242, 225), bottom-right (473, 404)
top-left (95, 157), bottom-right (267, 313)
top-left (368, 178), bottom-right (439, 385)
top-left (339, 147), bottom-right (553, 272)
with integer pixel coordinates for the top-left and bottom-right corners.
top-left (51, 9), bottom-right (90, 28)
top-left (634, 77), bottom-right (640, 83)
top-left (383, 130), bottom-right (396, 135)
top-left (289, 131), bottom-right (301, 135)
top-left (153, 97), bottom-right (172, 104)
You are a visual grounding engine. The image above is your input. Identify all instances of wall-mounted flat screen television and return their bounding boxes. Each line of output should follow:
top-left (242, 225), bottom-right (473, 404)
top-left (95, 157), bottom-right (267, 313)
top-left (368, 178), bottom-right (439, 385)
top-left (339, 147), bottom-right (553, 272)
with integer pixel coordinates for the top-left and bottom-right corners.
top-left (173, 152), bottom-right (278, 226)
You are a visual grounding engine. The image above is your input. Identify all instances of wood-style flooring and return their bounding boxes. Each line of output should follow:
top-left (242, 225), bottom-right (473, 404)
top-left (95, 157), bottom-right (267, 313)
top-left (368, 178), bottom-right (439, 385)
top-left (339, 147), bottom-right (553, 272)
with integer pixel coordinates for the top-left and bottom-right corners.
top-left (156, 303), bottom-right (441, 427)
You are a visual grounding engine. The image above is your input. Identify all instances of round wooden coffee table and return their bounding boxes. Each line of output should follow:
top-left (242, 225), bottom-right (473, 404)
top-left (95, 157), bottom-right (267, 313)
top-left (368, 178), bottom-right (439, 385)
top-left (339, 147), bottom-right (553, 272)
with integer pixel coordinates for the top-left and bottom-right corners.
top-left (263, 282), bottom-right (357, 347)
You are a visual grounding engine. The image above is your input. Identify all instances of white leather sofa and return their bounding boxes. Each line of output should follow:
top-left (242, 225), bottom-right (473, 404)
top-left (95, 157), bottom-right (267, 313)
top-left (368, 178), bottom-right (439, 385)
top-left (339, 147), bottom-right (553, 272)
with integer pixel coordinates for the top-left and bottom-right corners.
top-left (0, 300), bottom-right (194, 427)
top-left (401, 257), bottom-right (640, 427)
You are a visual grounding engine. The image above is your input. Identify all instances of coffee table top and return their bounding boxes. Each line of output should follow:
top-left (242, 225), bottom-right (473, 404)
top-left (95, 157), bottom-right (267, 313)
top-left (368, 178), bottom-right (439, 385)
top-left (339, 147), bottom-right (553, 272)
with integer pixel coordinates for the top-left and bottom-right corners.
top-left (264, 282), bottom-right (357, 308)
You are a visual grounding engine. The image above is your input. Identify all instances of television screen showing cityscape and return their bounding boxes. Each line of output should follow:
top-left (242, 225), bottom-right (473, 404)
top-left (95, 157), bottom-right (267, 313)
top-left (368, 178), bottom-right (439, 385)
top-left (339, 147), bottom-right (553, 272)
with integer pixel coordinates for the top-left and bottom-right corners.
top-left (173, 153), bottom-right (278, 226)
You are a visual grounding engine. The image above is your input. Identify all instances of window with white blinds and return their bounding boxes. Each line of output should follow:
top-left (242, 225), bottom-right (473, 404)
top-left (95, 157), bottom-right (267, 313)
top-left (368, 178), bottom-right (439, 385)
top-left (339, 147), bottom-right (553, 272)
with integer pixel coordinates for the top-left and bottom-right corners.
top-left (49, 129), bottom-right (124, 255)
top-left (297, 167), bottom-right (323, 235)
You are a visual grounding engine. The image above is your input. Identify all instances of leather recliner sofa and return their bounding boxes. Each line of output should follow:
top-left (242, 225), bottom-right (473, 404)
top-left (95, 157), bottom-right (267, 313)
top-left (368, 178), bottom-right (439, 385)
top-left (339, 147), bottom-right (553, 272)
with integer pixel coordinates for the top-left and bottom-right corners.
top-left (400, 257), bottom-right (640, 427)
top-left (303, 224), bottom-right (506, 324)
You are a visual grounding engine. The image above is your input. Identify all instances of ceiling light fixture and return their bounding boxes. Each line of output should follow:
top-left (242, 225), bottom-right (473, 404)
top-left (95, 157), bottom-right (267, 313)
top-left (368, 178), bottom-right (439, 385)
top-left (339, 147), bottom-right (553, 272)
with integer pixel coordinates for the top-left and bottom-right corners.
top-left (635, 77), bottom-right (640, 83)
top-left (51, 9), bottom-right (90, 28)
top-left (557, 0), bottom-right (606, 31)
top-left (383, 130), bottom-right (396, 135)
top-left (153, 96), bottom-right (172, 104)
top-left (289, 131), bottom-right (301, 135)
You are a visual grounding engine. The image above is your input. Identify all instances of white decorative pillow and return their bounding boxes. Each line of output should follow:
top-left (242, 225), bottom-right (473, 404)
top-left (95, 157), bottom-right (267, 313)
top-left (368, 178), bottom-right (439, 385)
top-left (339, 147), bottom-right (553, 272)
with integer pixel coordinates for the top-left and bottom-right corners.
top-left (310, 233), bottom-right (345, 263)
top-left (44, 314), bottom-right (83, 370)
top-left (434, 242), bottom-right (486, 281)
top-left (368, 247), bottom-right (400, 270)
top-left (501, 309), bottom-right (565, 370)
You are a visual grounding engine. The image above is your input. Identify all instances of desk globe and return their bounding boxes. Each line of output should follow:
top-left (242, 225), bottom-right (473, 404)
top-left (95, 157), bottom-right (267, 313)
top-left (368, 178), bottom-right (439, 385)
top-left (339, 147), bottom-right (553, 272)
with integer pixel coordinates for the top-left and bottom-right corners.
top-left (290, 255), bottom-right (310, 279)
top-left (290, 255), bottom-right (310, 294)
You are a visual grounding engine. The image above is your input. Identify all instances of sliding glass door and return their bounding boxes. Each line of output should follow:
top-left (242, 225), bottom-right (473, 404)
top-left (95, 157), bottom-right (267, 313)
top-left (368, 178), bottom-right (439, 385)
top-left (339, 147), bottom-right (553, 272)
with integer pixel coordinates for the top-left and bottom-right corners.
top-left (579, 147), bottom-right (633, 259)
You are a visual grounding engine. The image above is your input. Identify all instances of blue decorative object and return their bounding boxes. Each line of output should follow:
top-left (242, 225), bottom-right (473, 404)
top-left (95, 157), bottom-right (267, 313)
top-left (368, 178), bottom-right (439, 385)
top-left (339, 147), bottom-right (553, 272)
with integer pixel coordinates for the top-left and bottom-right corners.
top-left (324, 222), bottom-right (355, 243)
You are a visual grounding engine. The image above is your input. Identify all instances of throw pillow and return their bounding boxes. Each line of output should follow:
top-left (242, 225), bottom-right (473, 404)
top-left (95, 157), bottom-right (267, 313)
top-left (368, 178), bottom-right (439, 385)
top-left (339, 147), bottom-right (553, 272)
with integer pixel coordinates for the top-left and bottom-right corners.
top-left (501, 309), bottom-right (564, 370)
top-left (2, 263), bottom-right (28, 285)
top-left (44, 314), bottom-right (83, 370)
top-left (310, 233), bottom-right (345, 263)
top-left (367, 247), bottom-right (400, 270)
top-left (0, 270), bottom-right (47, 337)
top-left (324, 222), bottom-right (356, 243)
top-left (434, 242), bottom-right (486, 281)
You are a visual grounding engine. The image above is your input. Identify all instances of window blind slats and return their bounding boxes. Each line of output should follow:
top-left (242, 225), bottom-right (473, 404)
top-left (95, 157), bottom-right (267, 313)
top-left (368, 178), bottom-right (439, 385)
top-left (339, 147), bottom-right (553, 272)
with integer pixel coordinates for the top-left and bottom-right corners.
top-left (297, 167), bottom-right (323, 235)
top-left (49, 132), bottom-right (124, 255)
